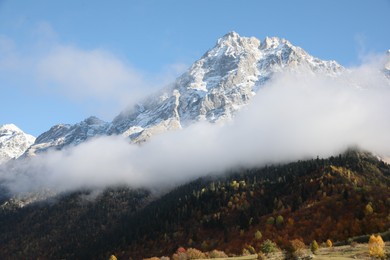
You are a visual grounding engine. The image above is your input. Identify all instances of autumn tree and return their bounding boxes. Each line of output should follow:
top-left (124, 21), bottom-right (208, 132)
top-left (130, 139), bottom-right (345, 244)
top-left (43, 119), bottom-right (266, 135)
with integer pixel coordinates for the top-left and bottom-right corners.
top-left (276, 215), bottom-right (284, 227)
top-left (310, 240), bottom-right (319, 254)
top-left (365, 203), bottom-right (374, 215)
top-left (368, 234), bottom-right (385, 258)
top-left (260, 239), bottom-right (279, 254)
top-left (289, 239), bottom-right (306, 258)
top-left (254, 230), bottom-right (262, 241)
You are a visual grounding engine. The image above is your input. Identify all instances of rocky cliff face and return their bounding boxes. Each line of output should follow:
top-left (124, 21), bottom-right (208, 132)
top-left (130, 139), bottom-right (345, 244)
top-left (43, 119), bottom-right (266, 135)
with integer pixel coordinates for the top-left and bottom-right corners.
top-left (24, 117), bottom-right (109, 156)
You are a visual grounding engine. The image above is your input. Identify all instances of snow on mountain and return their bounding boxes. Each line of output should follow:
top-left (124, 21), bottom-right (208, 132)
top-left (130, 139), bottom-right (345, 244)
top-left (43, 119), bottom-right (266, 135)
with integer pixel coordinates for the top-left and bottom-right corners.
top-left (25, 32), bottom-right (344, 154)
top-left (24, 116), bottom-right (109, 156)
top-left (0, 124), bottom-right (35, 164)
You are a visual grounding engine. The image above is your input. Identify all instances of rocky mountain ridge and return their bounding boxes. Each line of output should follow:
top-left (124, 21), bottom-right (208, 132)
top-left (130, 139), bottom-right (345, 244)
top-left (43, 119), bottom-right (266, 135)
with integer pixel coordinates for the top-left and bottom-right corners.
top-left (24, 32), bottom-right (344, 155)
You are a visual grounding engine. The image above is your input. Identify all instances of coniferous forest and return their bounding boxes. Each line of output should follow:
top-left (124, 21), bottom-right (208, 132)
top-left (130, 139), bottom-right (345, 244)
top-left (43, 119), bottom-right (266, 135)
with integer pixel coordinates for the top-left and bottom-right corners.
top-left (0, 149), bottom-right (389, 259)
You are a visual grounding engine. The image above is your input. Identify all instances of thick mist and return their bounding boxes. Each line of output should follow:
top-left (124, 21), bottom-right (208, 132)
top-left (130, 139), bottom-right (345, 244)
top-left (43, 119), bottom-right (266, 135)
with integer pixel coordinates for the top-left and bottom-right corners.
top-left (1, 58), bottom-right (389, 196)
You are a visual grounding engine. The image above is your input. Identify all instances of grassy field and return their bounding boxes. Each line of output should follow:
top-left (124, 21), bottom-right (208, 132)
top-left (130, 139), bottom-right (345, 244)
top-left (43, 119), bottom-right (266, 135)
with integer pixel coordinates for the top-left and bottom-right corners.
top-left (145, 242), bottom-right (390, 259)
top-left (235, 242), bottom-right (390, 260)
top-left (303, 242), bottom-right (389, 260)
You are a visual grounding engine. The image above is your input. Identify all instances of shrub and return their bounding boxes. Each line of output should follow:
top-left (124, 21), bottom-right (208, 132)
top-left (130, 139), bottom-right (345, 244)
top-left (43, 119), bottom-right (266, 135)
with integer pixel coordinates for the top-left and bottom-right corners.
top-left (254, 230), bottom-right (262, 241)
top-left (172, 253), bottom-right (187, 260)
top-left (109, 255), bottom-right (117, 260)
top-left (208, 249), bottom-right (228, 258)
top-left (177, 247), bottom-right (186, 253)
top-left (326, 239), bottom-right (332, 248)
top-left (242, 248), bottom-right (250, 256)
top-left (310, 240), bottom-right (319, 253)
top-left (260, 239), bottom-right (279, 254)
top-left (242, 244), bottom-right (256, 255)
top-left (246, 245), bottom-right (256, 254)
top-left (368, 234), bottom-right (385, 258)
top-left (186, 248), bottom-right (206, 259)
top-left (289, 239), bottom-right (306, 257)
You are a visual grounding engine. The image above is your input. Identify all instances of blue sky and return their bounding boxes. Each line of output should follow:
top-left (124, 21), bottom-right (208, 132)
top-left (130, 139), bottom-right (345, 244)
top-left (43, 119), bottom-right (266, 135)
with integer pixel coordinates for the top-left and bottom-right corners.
top-left (0, 0), bottom-right (389, 136)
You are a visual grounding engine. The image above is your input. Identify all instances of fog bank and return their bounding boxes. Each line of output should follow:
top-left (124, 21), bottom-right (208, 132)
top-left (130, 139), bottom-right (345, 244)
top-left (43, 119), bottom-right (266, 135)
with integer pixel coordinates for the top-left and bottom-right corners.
top-left (1, 59), bottom-right (389, 195)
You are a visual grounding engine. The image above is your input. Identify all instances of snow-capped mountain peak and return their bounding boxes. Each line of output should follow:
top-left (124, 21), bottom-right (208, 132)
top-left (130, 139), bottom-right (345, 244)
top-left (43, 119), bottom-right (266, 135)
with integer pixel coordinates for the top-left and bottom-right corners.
top-left (260, 36), bottom-right (287, 50)
top-left (0, 124), bottom-right (35, 164)
top-left (24, 32), bottom-right (345, 154)
top-left (213, 31), bottom-right (261, 58)
top-left (210, 32), bottom-right (258, 55)
top-left (1, 124), bottom-right (23, 133)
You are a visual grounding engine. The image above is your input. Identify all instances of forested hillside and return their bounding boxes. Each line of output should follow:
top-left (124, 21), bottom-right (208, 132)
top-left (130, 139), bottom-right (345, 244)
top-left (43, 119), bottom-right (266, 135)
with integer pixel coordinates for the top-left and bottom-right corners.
top-left (117, 150), bottom-right (390, 258)
top-left (0, 150), bottom-right (389, 259)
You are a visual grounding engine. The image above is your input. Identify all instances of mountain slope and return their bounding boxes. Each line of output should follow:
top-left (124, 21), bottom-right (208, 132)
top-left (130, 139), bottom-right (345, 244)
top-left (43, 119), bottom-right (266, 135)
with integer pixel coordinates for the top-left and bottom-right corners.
top-left (115, 150), bottom-right (390, 258)
top-left (0, 124), bottom-right (35, 164)
top-left (0, 150), bottom-right (388, 259)
top-left (25, 32), bottom-right (343, 154)
top-left (24, 116), bottom-right (109, 156)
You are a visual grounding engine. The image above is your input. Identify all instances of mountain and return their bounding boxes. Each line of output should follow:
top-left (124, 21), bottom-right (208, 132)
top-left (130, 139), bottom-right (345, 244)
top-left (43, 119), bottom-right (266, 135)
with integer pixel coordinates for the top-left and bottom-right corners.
top-left (0, 124), bottom-right (35, 164)
top-left (25, 32), bottom-right (343, 155)
top-left (1, 32), bottom-right (389, 259)
top-left (23, 116), bottom-right (109, 156)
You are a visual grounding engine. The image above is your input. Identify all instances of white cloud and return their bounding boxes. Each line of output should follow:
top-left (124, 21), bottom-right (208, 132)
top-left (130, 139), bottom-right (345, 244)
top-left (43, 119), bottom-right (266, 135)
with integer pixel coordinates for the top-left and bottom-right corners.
top-left (36, 45), bottom-right (188, 118)
top-left (1, 58), bottom-right (389, 196)
top-left (37, 46), bottom-right (148, 106)
top-left (0, 22), bottom-right (188, 120)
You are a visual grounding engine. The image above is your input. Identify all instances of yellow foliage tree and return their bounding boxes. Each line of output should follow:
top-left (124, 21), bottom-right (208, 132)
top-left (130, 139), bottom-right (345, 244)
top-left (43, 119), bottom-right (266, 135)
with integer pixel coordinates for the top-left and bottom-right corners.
top-left (254, 230), bottom-right (262, 241)
top-left (310, 240), bottom-right (319, 253)
top-left (365, 203), bottom-right (374, 215)
top-left (109, 255), bottom-right (117, 260)
top-left (326, 239), bottom-right (332, 248)
top-left (368, 234), bottom-right (385, 258)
